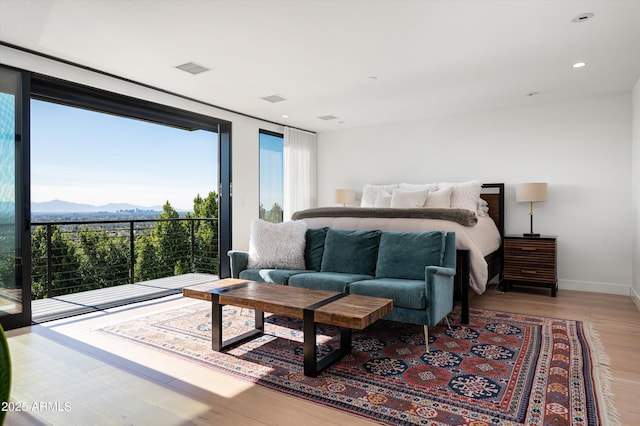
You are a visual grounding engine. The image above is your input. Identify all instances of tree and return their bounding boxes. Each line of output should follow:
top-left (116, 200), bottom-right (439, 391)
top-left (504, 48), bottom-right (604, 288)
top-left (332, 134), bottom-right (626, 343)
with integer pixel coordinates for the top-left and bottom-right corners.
top-left (188, 192), bottom-right (219, 274)
top-left (266, 202), bottom-right (283, 223)
top-left (31, 225), bottom-right (83, 299)
top-left (152, 201), bottom-right (190, 276)
top-left (77, 226), bottom-right (129, 289)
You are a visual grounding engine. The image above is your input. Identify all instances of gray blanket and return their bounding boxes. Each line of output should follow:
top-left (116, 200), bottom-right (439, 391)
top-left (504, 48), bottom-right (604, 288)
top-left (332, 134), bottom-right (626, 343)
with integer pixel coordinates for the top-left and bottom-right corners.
top-left (291, 207), bottom-right (478, 226)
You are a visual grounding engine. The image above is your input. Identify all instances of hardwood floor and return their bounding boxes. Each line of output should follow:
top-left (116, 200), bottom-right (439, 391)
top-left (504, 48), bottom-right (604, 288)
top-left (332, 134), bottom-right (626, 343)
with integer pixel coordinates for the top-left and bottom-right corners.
top-left (4, 286), bottom-right (640, 425)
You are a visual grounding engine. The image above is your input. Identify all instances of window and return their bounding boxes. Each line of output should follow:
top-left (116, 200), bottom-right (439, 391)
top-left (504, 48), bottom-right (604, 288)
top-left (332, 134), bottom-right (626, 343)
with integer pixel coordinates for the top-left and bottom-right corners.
top-left (259, 130), bottom-right (284, 223)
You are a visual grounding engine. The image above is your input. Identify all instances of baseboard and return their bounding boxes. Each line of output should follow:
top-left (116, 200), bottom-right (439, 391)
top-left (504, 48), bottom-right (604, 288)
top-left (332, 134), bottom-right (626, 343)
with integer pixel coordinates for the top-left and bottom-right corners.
top-left (558, 279), bottom-right (630, 296)
top-left (631, 285), bottom-right (640, 312)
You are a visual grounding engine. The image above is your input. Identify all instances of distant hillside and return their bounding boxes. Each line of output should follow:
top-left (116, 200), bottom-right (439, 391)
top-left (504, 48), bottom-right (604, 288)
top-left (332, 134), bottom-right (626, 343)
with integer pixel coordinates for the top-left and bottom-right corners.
top-left (32, 199), bottom-right (167, 213)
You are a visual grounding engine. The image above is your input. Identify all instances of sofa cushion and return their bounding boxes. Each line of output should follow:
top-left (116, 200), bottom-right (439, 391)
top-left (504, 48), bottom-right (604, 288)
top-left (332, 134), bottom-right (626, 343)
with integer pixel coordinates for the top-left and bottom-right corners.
top-left (288, 272), bottom-right (373, 293)
top-left (350, 278), bottom-right (426, 310)
top-left (375, 231), bottom-right (446, 280)
top-left (320, 229), bottom-right (381, 276)
top-left (304, 227), bottom-right (329, 272)
top-left (239, 269), bottom-right (310, 285)
top-left (247, 219), bottom-right (307, 269)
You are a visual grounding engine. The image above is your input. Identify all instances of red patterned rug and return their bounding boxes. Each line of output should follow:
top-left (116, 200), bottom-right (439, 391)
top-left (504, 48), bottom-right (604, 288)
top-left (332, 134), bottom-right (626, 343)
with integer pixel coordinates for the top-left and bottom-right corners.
top-left (100, 303), bottom-right (619, 425)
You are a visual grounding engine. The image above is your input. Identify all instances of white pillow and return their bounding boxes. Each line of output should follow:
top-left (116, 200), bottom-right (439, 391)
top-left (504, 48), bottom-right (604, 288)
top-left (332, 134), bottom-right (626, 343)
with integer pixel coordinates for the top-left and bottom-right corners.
top-left (399, 182), bottom-right (438, 193)
top-left (247, 219), bottom-right (307, 269)
top-left (374, 189), bottom-right (392, 207)
top-left (390, 189), bottom-right (429, 208)
top-left (425, 187), bottom-right (453, 208)
top-left (438, 180), bottom-right (482, 211)
top-left (477, 198), bottom-right (489, 216)
top-left (361, 184), bottom-right (399, 207)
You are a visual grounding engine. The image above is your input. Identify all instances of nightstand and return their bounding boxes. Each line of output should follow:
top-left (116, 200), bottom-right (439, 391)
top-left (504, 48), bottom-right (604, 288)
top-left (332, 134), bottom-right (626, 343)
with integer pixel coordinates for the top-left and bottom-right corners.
top-left (503, 235), bottom-right (557, 297)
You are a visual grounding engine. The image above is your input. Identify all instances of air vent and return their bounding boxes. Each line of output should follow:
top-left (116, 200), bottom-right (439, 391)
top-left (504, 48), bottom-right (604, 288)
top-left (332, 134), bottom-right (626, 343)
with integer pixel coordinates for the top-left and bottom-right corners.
top-left (318, 115), bottom-right (339, 121)
top-left (261, 94), bottom-right (287, 103)
top-left (176, 62), bottom-right (211, 75)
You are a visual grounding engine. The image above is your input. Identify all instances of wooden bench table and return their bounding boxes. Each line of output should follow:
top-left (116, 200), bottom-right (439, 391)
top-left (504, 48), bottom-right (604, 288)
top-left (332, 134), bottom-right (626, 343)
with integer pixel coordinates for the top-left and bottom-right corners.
top-left (183, 278), bottom-right (393, 377)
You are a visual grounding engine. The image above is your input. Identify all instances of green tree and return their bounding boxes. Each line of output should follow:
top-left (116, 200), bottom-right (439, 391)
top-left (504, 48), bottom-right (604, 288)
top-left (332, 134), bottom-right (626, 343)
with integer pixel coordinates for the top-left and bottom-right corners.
top-left (77, 227), bottom-right (129, 289)
top-left (266, 202), bottom-right (283, 223)
top-left (135, 235), bottom-right (161, 281)
top-left (188, 192), bottom-right (219, 274)
top-left (30, 225), bottom-right (82, 299)
top-left (152, 201), bottom-right (190, 276)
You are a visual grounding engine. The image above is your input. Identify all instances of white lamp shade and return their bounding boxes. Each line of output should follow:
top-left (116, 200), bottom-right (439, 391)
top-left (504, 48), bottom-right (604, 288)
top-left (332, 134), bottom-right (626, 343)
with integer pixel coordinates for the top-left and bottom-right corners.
top-left (334, 188), bottom-right (356, 205)
top-left (515, 182), bottom-right (548, 202)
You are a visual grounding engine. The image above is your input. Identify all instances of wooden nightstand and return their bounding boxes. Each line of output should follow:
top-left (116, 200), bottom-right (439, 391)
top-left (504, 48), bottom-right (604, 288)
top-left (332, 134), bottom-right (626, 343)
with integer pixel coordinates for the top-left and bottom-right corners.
top-left (503, 235), bottom-right (557, 297)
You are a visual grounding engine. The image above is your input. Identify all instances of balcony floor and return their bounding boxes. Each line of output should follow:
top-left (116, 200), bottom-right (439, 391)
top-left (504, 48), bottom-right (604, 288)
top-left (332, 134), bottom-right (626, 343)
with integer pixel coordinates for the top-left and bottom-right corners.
top-left (31, 272), bottom-right (218, 323)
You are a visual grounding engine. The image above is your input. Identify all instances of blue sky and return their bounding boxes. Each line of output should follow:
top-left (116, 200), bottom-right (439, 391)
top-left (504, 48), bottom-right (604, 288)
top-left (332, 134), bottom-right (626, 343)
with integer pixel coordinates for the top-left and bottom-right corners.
top-left (259, 132), bottom-right (284, 209)
top-left (30, 100), bottom-right (218, 211)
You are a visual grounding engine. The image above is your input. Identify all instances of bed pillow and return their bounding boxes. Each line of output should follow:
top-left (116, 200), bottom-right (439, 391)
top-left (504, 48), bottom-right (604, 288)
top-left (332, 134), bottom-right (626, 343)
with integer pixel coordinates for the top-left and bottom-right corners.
top-left (361, 184), bottom-right (399, 207)
top-left (374, 189), bottom-right (393, 207)
top-left (376, 231), bottom-right (446, 280)
top-left (399, 182), bottom-right (438, 193)
top-left (320, 229), bottom-right (381, 275)
top-left (390, 189), bottom-right (429, 208)
top-left (424, 186), bottom-right (453, 208)
top-left (438, 180), bottom-right (482, 211)
top-left (247, 219), bottom-right (307, 269)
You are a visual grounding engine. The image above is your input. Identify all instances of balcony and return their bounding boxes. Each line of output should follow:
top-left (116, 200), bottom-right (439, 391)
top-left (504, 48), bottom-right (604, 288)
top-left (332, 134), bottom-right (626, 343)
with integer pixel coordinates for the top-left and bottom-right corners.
top-left (29, 217), bottom-right (220, 322)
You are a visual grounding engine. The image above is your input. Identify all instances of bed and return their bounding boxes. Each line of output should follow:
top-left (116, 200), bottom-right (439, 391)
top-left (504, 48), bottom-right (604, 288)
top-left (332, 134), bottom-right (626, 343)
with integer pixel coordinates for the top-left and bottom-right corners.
top-left (291, 183), bottom-right (505, 324)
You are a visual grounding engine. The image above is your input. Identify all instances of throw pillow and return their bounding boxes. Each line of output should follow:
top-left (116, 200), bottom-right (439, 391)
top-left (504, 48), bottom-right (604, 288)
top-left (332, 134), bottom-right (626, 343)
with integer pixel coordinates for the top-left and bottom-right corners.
top-left (320, 229), bottom-right (381, 276)
top-left (375, 231), bottom-right (446, 280)
top-left (247, 219), bottom-right (307, 269)
top-left (390, 189), bottom-right (429, 208)
top-left (304, 227), bottom-right (329, 272)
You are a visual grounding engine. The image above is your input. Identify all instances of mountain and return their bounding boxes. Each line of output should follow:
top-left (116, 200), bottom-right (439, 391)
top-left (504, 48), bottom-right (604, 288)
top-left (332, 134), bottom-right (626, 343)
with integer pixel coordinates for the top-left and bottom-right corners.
top-left (31, 199), bottom-right (166, 213)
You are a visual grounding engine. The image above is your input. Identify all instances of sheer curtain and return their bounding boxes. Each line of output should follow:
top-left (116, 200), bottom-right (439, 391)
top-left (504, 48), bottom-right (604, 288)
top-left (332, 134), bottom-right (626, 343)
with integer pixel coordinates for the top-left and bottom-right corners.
top-left (283, 127), bottom-right (317, 220)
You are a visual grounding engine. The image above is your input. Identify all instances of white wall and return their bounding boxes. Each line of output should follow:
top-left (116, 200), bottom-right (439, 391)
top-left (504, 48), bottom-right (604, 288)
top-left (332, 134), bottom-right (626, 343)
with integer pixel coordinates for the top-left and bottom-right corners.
top-left (0, 46), bottom-right (275, 252)
top-left (317, 93), bottom-right (633, 295)
top-left (632, 78), bottom-right (640, 309)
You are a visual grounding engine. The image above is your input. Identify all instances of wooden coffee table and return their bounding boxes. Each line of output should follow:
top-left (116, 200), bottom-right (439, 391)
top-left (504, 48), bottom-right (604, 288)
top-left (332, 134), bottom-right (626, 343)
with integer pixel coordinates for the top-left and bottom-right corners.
top-left (183, 278), bottom-right (393, 377)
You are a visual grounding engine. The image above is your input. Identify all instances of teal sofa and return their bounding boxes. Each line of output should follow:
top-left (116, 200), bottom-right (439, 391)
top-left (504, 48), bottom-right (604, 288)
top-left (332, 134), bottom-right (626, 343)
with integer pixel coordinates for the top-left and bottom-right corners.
top-left (228, 228), bottom-right (456, 349)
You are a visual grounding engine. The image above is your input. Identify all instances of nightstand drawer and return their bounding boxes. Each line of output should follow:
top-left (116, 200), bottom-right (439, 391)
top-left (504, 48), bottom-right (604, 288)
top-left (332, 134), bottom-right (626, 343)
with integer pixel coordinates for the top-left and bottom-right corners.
top-left (504, 239), bottom-right (555, 253)
top-left (504, 265), bottom-right (556, 283)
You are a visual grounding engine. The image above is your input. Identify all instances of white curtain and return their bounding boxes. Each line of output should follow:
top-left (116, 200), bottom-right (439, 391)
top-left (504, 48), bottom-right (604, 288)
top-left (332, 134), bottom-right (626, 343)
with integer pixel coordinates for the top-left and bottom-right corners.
top-left (283, 127), bottom-right (317, 220)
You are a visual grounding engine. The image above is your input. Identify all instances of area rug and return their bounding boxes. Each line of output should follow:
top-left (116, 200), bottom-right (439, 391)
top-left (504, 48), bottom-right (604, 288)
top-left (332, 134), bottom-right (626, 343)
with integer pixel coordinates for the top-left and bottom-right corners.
top-left (100, 303), bottom-right (619, 425)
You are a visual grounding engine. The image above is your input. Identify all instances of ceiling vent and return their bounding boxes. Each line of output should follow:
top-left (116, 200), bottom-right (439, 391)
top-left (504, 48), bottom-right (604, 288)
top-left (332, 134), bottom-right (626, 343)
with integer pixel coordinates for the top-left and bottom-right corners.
top-left (318, 115), bottom-right (339, 121)
top-left (176, 62), bottom-right (210, 75)
top-left (261, 94), bottom-right (288, 103)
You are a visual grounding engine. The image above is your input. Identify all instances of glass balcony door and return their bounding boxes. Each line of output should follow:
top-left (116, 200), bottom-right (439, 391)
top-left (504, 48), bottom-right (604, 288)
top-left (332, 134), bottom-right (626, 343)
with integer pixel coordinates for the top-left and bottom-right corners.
top-left (0, 66), bottom-right (31, 330)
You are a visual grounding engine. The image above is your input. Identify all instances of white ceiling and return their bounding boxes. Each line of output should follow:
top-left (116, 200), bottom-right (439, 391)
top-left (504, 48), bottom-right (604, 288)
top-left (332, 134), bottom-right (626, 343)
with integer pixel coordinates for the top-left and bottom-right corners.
top-left (1, 0), bottom-right (640, 132)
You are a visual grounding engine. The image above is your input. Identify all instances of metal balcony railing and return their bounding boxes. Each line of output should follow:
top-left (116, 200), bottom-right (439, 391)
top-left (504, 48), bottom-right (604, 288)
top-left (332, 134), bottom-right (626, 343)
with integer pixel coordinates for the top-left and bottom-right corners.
top-left (30, 218), bottom-right (218, 299)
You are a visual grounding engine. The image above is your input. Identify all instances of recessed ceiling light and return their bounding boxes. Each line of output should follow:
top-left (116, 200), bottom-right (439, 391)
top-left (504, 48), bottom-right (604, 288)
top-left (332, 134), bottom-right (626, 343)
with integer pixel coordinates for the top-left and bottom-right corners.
top-left (572, 13), bottom-right (594, 23)
top-left (572, 62), bottom-right (587, 68)
top-left (261, 94), bottom-right (287, 103)
top-left (175, 62), bottom-right (210, 75)
top-left (318, 115), bottom-right (339, 121)
top-left (281, 115), bottom-right (289, 118)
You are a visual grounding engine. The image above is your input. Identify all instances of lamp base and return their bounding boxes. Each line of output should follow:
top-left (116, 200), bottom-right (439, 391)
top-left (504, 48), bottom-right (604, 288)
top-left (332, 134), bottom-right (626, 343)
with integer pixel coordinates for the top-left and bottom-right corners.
top-left (523, 233), bottom-right (541, 238)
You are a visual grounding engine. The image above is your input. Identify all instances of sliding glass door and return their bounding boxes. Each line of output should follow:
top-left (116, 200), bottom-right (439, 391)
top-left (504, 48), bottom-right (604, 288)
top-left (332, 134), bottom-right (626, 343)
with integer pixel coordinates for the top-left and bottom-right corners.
top-left (0, 66), bottom-right (31, 330)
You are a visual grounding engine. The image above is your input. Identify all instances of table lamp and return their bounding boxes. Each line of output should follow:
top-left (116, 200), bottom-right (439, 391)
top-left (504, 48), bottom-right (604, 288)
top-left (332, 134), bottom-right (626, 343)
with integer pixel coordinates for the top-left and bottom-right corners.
top-left (334, 189), bottom-right (355, 206)
top-left (515, 182), bottom-right (547, 237)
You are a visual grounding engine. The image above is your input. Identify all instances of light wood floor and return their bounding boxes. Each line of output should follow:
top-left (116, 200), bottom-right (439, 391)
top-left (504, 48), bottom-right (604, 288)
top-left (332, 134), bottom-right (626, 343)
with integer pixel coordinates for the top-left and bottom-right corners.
top-left (4, 286), bottom-right (640, 425)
